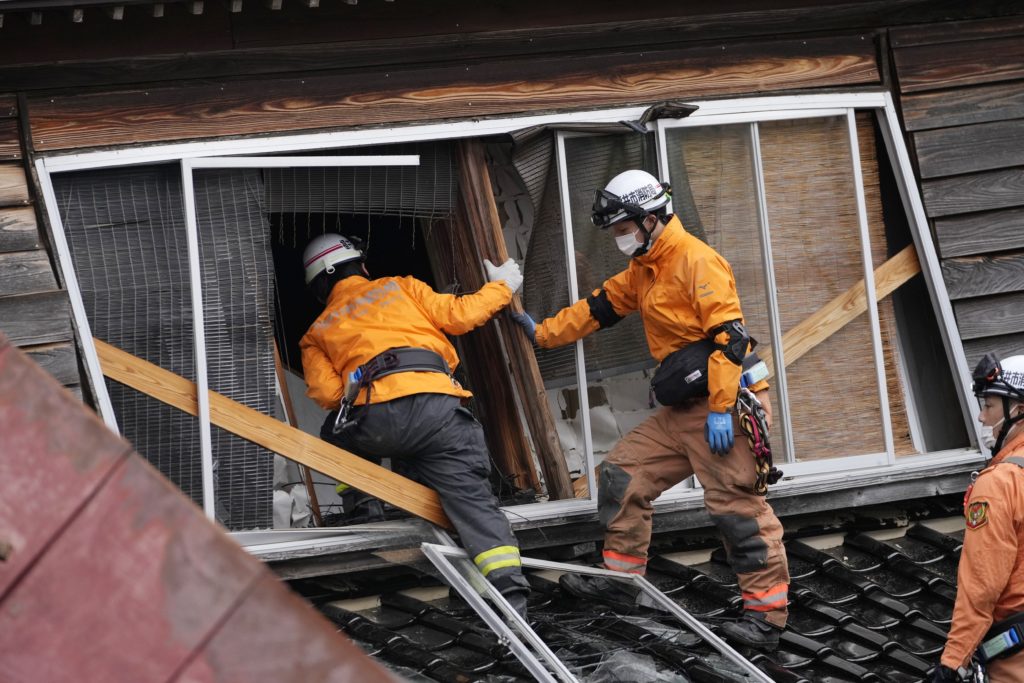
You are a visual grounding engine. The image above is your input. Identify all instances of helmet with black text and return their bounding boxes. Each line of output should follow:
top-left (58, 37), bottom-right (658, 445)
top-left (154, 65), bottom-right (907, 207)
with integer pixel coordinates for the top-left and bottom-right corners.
top-left (972, 353), bottom-right (1024, 453)
top-left (302, 233), bottom-right (364, 285)
top-left (591, 169), bottom-right (671, 257)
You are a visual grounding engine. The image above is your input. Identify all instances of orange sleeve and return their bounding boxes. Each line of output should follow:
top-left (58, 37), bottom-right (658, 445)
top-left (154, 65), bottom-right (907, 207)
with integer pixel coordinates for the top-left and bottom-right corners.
top-left (941, 470), bottom-right (1020, 668)
top-left (535, 268), bottom-right (636, 348)
top-left (299, 332), bottom-right (344, 410)
top-left (690, 253), bottom-right (745, 412)
top-left (401, 277), bottom-right (512, 336)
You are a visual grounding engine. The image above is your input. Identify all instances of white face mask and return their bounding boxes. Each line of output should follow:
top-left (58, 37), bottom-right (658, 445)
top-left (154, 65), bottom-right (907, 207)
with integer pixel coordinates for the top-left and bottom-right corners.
top-left (981, 417), bottom-right (1004, 451)
top-left (615, 231), bottom-right (643, 256)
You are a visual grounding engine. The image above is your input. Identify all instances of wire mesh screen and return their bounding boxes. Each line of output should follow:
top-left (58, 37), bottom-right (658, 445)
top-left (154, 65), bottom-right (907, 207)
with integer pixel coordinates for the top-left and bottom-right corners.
top-left (54, 165), bottom-right (204, 508)
top-left (195, 169), bottom-right (276, 529)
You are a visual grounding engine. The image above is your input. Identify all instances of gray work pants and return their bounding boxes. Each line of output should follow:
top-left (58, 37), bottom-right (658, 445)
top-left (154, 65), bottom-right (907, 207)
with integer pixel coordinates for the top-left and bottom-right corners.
top-left (321, 393), bottom-right (528, 598)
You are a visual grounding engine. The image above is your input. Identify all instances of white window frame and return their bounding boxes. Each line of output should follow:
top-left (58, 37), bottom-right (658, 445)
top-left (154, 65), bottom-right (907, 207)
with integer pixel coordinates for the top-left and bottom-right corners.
top-left (35, 91), bottom-right (983, 547)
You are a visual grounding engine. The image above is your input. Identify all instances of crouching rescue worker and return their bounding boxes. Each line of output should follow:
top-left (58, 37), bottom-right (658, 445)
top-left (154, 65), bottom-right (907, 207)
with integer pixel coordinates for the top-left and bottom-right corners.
top-left (931, 353), bottom-right (1024, 682)
top-left (299, 233), bottom-right (531, 619)
top-left (508, 170), bottom-right (789, 650)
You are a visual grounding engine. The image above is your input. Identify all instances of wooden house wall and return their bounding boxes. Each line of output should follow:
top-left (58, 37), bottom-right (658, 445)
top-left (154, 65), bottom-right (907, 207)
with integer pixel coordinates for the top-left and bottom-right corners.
top-left (892, 15), bottom-right (1024, 370)
top-left (0, 97), bottom-right (80, 396)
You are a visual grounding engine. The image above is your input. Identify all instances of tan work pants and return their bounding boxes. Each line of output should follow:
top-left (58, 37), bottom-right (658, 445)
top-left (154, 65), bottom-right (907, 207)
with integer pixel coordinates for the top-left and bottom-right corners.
top-left (598, 400), bottom-right (790, 628)
top-left (987, 649), bottom-right (1024, 681)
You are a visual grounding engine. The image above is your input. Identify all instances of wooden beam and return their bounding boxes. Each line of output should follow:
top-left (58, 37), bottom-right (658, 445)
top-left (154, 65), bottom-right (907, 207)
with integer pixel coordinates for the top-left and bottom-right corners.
top-left (758, 245), bottom-right (921, 377)
top-left (92, 338), bottom-right (452, 529)
top-left (457, 140), bottom-right (573, 501)
top-left (273, 341), bottom-right (323, 527)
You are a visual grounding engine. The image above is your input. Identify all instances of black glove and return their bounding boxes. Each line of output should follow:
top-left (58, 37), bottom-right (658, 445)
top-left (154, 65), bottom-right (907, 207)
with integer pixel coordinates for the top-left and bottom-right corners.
top-left (929, 665), bottom-right (960, 683)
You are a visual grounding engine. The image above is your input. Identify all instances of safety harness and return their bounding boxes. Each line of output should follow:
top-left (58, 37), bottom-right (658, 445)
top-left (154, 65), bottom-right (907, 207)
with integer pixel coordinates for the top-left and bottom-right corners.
top-left (332, 347), bottom-right (451, 434)
top-left (736, 385), bottom-right (783, 495)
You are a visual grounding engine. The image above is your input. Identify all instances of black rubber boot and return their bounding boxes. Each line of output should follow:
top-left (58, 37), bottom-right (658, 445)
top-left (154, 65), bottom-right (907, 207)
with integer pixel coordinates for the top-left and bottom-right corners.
top-left (719, 611), bottom-right (782, 651)
top-left (559, 573), bottom-right (642, 612)
top-left (503, 589), bottom-right (529, 622)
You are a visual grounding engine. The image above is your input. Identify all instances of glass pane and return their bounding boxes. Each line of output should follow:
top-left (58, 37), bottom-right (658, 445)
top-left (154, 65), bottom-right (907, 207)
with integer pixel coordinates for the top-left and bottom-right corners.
top-left (665, 124), bottom-right (789, 461)
top-left (760, 115), bottom-right (884, 461)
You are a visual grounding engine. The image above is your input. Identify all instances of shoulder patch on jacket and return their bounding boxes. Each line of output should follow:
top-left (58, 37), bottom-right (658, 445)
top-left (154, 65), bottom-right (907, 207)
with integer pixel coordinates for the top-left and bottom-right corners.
top-left (966, 500), bottom-right (990, 530)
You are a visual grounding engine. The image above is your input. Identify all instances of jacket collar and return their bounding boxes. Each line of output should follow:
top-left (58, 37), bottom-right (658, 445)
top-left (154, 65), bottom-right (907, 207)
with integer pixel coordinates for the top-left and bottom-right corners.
top-left (992, 428), bottom-right (1024, 464)
top-left (634, 215), bottom-right (685, 265)
top-left (326, 275), bottom-right (369, 306)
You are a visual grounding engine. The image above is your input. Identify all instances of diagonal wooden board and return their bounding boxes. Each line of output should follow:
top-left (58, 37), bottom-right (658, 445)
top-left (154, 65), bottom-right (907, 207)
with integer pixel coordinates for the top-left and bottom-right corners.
top-left (571, 243), bottom-right (922, 498)
top-left (93, 338), bottom-right (451, 529)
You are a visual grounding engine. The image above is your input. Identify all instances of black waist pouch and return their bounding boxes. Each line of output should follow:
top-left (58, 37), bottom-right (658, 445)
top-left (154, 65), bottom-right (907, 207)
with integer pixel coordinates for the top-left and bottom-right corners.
top-left (651, 338), bottom-right (717, 406)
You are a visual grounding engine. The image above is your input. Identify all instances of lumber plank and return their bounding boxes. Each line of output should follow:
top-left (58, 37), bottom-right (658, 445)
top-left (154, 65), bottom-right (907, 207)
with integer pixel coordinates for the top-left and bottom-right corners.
top-left (0, 290), bottom-right (71, 346)
top-left (0, 206), bottom-right (39, 252)
top-left (0, 336), bottom-right (131, 600)
top-left (457, 140), bottom-right (572, 500)
top-left (93, 338), bottom-right (452, 528)
top-left (921, 167), bottom-right (1024, 218)
top-left (913, 120), bottom-right (1024, 179)
top-left (934, 207), bottom-right (1024, 258)
top-left (889, 13), bottom-right (1024, 48)
top-left (758, 245), bottom-right (921, 376)
top-left (901, 81), bottom-right (1024, 132)
top-left (953, 292), bottom-right (1024, 340)
top-left (27, 36), bottom-right (877, 151)
top-left (0, 250), bottom-right (57, 296)
top-left (0, 164), bottom-right (29, 206)
top-left (963, 332), bottom-right (1024, 370)
top-left (942, 251), bottom-right (1024, 300)
top-left (894, 35), bottom-right (1024, 93)
top-left (0, 119), bottom-right (20, 160)
top-left (24, 341), bottom-right (79, 386)
top-left (273, 341), bottom-right (322, 527)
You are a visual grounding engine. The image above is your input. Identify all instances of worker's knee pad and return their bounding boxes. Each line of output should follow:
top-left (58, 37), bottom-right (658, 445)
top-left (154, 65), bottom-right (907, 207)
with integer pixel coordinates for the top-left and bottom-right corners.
top-left (598, 462), bottom-right (632, 528)
top-left (709, 513), bottom-right (768, 573)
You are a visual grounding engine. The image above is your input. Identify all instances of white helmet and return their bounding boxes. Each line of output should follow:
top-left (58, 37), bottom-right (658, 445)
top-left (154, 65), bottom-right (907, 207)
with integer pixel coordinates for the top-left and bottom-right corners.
top-left (302, 233), bottom-right (363, 284)
top-left (973, 353), bottom-right (1024, 452)
top-left (591, 169), bottom-right (671, 228)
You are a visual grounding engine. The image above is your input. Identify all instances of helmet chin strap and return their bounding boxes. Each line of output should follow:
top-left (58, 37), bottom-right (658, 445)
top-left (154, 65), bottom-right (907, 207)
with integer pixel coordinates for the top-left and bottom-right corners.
top-left (995, 397), bottom-right (1024, 453)
top-left (630, 215), bottom-right (655, 258)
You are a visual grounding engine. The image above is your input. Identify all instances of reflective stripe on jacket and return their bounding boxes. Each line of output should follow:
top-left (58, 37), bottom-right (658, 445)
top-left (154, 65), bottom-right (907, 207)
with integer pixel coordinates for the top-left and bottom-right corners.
top-left (300, 275), bottom-right (511, 409)
top-left (941, 430), bottom-right (1024, 669)
top-left (534, 216), bottom-right (761, 412)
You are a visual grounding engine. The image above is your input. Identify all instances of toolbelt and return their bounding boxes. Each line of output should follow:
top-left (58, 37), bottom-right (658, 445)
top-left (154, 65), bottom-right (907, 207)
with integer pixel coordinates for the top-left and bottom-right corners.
top-left (651, 331), bottom-right (760, 406)
top-left (977, 612), bottom-right (1024, 664)
top-left (332, 347), bottom-right (450, 433)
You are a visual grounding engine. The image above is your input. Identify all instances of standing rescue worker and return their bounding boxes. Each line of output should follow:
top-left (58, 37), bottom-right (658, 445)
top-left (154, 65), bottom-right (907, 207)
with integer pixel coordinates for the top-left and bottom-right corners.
top-left (511, 170), bottom-right (789, 650)
top-left (299, 233), bottom-right (531, 619)
top-left (931, 353), bottom-right (1024, 682)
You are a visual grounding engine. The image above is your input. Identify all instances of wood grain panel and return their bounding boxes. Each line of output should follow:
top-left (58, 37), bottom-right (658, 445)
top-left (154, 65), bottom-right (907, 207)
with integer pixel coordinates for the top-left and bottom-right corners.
top-left (963, 332), bottom-right (1024, 370)
top-left (27, 37), bottom-right (878, 151)
top-left (921, 167), bottom-right (1024, 218)
top-left (894, 35), bottom-right (1024, 93)
top-left (0, 97), bottom-right (15, 118)
top-left (0, 119), bottom-right (20, 160)
top-left (943, 251), bottom-right (1024, 300)
top-left (934, 206), bottom-right (1024, 258)
top-left (0, 164), bottom-right (29, 206)
top-left (0, 290), bottom-right (72, 346)
top-left (901, 81), bottom-right (1024, 132)
top-left (0, 206), bottom-right (40, 252)
top-left (953, 291), bottom-right (1024, 340)
top-left (24, 342), bottom-right (79, 386)
top-left (0, 250), bottom-right (57, 296)
top-left (913, 119), bottom-right (1024, 178)
top-left (890, 13), bottom-right (1024, 47)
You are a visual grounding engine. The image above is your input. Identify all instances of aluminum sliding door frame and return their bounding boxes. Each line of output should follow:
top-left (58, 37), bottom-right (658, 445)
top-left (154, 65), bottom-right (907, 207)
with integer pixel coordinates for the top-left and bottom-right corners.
top-left (875, 94), bottom-right (982, 451)
top-left (554, 132), bottom-right (597, 502)
top-left (846, 110), bottom-right (896, 463)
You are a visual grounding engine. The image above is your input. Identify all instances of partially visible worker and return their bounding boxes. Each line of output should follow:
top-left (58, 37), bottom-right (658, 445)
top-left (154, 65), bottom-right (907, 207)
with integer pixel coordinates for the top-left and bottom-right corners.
top-left (299, 233), bottom-right (531, 619)
top-left (931, 353), bottom-right (1024, 683)
top-left (510, 170), bottom-right (789, 650)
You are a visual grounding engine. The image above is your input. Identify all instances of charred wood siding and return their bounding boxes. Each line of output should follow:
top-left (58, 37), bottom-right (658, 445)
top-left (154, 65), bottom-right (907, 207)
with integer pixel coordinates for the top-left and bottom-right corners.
top-left (0, 97), bottom-right (81, 395)
top-left (893, 15), bottom-right (1024, 368)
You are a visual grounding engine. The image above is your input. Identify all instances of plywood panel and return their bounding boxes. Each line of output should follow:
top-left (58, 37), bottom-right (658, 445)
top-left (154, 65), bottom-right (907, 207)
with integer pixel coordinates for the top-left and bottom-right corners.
top-left (0, 250), bottom-right (57, 296)
top-left (901, 80), bottom-right (1024, 132)
top-left (0, 290), bottom-right (72, 346)
top-left (0, 163), bottom-right (29, 206)
top-left (934, 206), bottom-right (1024, 258)
top-left (0, 119), bottom-right (20, 160)
top-left (0, 206), bottom-right (40, 252)
top-left (27, 36), bottom-right (878, 151)
top-left (942, 251), bottom-right (1024, 300)
top-left (894, 35), bottom-right (1024, 93)
top-left (921, 167), bottom-right (1024, 218)
top-left (953, 291), bottom-right (1024, 340)
top-left (913, 119), bottom-right (1024, 178)
top-left (24, 342), bottom-right (79, 386)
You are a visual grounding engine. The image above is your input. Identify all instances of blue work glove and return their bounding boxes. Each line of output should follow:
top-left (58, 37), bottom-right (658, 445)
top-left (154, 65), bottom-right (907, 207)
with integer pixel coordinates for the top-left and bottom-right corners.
top-left (705, 411), bottom-right (734, 456)
top-left (928, 665), bottom-right (961, 683)
top-left (509, 310), bottom-right (536, 342)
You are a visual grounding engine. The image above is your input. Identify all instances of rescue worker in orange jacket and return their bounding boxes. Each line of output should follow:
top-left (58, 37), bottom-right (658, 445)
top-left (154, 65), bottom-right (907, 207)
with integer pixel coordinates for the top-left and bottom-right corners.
top-left (931, 353), bottom-right (1024, 682)
top-left (510, 170), bottom-right (789, 650)
top-left (299, 233), bottom-right (531, 619)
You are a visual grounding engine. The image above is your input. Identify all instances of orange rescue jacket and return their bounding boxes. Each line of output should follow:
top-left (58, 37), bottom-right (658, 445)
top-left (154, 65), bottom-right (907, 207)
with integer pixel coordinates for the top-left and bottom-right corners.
top-left (534, 216), bottom-right (764, 413)
top-left (941, 430), bottom-right (1024, 669)
top-left (300, 275), bottom-right (512, 409)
